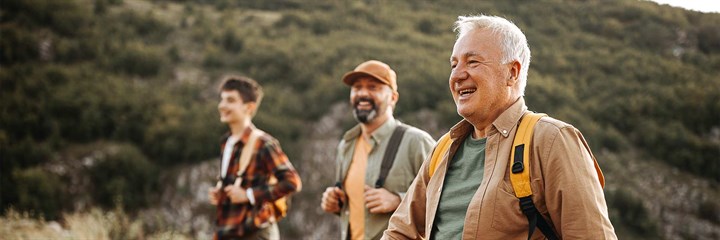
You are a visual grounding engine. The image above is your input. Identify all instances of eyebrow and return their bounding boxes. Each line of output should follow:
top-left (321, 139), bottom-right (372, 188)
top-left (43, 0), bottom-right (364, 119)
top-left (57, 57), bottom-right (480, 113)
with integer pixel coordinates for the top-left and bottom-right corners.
top-left (450, 51), bottom-right (482, 62)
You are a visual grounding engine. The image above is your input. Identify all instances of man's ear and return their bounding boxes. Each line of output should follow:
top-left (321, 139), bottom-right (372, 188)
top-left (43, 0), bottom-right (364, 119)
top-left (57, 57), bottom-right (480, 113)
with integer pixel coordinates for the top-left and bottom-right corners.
top-left (390, 91), bottom-right (399, 108)
top-left (507, 60), bottom-right (521, 86)
top-left (246, 102), bottom-right (258, 117)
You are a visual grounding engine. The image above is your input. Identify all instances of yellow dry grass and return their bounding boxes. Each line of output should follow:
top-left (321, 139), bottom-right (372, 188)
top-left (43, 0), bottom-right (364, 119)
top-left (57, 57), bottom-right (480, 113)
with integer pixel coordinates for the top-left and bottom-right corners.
top-left (0, 208), bottom-right (191, 240)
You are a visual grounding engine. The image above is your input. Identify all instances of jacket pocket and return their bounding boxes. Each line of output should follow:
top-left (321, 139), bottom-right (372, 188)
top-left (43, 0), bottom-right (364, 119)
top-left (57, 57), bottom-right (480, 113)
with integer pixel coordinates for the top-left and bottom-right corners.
top-left (490, 180), bottom-right (529, 233)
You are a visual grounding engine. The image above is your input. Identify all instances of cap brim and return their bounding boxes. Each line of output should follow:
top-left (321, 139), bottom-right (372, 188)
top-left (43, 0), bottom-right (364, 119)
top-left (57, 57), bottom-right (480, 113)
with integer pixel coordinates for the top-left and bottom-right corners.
top-left (342, 71), bottom-right (388, 86)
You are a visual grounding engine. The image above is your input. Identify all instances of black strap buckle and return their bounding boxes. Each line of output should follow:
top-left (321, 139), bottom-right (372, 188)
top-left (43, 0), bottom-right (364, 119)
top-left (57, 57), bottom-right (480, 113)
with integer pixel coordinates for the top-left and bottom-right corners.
top-left (512, 144), bottom-right (525, 173)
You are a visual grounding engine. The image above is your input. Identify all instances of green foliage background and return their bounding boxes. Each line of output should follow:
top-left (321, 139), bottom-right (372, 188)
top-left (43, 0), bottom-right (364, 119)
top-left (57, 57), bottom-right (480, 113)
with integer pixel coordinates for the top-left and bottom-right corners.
top-left (1, 0), bottom-right (719, 238)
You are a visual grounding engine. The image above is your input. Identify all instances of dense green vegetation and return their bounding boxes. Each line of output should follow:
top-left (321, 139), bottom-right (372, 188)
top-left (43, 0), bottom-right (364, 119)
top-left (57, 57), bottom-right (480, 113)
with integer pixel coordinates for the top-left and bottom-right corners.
top-left (2, 0), bottom-right (718, 238)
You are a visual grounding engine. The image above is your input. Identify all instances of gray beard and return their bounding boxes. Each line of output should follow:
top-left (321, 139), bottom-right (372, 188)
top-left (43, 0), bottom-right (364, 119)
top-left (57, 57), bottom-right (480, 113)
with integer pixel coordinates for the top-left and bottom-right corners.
top-left (353, 108), bottom-right (377, 123)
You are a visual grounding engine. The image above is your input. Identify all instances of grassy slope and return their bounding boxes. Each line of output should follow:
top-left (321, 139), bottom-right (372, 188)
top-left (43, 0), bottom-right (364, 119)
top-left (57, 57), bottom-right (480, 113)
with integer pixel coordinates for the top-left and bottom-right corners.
top-left (2, 0), bottom-right (719, 239)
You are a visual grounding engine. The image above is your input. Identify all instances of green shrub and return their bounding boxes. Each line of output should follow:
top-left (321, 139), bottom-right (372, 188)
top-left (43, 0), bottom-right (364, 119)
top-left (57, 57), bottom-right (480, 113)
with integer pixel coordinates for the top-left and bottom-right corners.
top-left (1, 0), bottom-right (90, 37)
top-left (220, 29), bottom-right (244, 53)
top-left (0, 26), bottom-right (38, 64)
top-left (115, 10), bottom-right (174, 40)
top-left (88, 144), bottom-right (159, 211)
top-left (698, 200), bottom-right (720, 224)
top-left (417, 19), bottom-right (438, 34)
top-left (142, 101), bottom-right (222, 164)
top-left (108, 43), bottom-right (165, 77)
top-left (13, 168), bottom-right (64, 220)
top-left (606, 189), bottom-right (659, 238)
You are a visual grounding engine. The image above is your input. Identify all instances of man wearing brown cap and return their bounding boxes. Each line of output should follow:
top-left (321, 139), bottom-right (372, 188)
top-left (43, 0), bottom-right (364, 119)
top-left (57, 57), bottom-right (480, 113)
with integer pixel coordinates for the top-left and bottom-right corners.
top-left (320, 60), bottom-right (435, 240)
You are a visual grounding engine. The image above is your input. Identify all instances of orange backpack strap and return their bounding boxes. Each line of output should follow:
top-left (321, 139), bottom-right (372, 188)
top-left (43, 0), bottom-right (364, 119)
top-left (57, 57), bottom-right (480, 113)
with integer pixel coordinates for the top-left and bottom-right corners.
top-left (235, 128), bottom-right (289, 221)
top-left (428, 132), bottom-right (452, 177)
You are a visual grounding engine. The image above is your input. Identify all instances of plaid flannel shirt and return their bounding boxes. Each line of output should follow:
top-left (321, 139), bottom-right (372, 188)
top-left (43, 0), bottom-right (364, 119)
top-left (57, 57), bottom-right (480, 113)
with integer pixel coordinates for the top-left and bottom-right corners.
top-left (215, 125), bottom-right (302, 239)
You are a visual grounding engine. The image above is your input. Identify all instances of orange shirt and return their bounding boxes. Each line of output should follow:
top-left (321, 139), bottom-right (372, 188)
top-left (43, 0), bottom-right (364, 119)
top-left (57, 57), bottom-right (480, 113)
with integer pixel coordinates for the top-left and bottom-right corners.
top-left (345, 134), bottom-right (372, 240)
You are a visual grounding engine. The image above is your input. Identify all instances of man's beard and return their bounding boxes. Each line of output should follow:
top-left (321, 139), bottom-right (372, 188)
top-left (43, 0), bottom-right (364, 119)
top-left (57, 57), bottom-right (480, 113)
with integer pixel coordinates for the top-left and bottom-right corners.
top-left (352, 97), bottom-right (378, 123)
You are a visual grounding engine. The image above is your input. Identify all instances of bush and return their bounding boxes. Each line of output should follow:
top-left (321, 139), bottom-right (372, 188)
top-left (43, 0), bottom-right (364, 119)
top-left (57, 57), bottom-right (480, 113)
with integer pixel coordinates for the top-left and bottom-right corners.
top-left (606, 189), bottom-right (659, 238)
top-left (220, 29), bottom-right (245, 53)
top-left (108, 42), bottom-right (165, 77)
top-left (698, 200), bottom-right (720, 224)
top-left (88, 144), bottom-right (159, 211)
top-left (1, 0), bottom-right (90, 37)
top-left (0, 26), bottom-right (38, 64)
top-left (142, 100), bottom-right (222, 164)
top-left (54, 35), bottom-right (101, 63)
top-left (115, 10), bottom-right (174, 40)
top-left (13, 168), bottom-right (64, 220)
top-left (417, 19), bottom-right (438, 34)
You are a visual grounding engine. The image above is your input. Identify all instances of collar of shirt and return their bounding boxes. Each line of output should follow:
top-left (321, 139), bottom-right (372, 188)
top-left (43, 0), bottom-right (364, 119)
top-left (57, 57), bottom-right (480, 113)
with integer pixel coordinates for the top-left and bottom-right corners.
top-left (341, 118), bottom-right (399, 150)
top-left (449, 97), bottom-right (528, 141)
top-left (220, 124), bottom-right (257, 147)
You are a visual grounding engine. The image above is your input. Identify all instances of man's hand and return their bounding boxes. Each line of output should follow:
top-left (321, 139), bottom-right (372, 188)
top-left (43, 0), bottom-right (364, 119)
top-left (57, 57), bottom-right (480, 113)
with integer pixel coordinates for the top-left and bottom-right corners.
top-left (223, 185), bottom-right (249, 204)
top-left (364, 185), bottom-right (401, 214)
top-left (209, 185), bottom-right (221, 205)
top-left (321, 186), bottom-right (346, 213)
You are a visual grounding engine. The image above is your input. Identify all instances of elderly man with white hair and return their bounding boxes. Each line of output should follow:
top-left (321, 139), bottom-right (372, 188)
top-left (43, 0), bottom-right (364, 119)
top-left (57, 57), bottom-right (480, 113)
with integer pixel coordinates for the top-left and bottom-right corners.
top-left (382, 15), bottom-right (617, 240)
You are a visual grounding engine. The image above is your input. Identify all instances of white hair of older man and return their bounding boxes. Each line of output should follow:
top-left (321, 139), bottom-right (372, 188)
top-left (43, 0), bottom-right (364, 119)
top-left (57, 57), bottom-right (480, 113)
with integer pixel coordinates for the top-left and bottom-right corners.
top-left (454, 15), bottom-right (531, 96)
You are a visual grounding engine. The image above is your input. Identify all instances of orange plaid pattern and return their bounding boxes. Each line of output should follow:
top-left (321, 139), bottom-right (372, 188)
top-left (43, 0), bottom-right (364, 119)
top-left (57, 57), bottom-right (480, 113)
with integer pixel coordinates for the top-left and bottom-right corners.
top-left (214, 125), bottom-right (301, 239)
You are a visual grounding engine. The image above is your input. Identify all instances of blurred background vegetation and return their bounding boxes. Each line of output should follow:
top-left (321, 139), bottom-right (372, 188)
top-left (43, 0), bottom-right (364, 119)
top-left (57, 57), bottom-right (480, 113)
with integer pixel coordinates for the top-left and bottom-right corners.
top-left (1, 0), bottom-right (719, 239)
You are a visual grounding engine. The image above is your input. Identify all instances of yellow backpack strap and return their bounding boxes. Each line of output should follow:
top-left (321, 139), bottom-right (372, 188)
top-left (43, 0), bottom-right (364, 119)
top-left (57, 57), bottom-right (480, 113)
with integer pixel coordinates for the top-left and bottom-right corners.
top-left (509, 113), bottom-right (546, 198)
top-left (428, 132), bottom-right (452, 177)
top-left (510, 113), bottom-right (561, 240)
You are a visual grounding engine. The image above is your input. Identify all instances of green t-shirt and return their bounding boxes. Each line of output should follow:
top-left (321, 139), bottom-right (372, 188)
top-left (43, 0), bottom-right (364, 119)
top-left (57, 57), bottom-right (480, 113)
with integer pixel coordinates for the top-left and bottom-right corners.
top-left (431, 135), bottom-right (487, 240)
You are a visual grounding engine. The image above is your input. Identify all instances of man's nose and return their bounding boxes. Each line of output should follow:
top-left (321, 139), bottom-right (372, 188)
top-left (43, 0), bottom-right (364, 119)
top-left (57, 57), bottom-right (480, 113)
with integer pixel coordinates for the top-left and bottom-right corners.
top-left (450, 67), bottom-right (469, 83)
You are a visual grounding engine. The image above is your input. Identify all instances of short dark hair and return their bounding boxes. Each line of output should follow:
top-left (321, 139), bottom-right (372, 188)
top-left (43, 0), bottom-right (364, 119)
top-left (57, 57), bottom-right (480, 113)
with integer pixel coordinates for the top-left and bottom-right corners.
top-left (219, 76), bottom-right (264, 106)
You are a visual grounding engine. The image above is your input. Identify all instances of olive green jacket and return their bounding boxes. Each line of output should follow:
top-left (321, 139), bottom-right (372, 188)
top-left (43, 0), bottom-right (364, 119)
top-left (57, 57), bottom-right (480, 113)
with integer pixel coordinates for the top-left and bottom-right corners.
top-left (335, 118), bottom-right (435, 240)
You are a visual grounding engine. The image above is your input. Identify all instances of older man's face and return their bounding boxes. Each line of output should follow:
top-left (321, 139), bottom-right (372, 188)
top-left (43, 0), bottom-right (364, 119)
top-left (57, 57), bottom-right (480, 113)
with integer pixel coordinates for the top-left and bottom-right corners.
top-left (449, 28), bottom-right (516, 124)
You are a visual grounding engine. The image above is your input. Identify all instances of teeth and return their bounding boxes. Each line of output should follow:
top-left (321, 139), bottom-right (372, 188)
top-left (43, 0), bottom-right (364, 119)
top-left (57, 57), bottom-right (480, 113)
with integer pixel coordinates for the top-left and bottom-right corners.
top-left (459, 89), bottom-right (475, 95)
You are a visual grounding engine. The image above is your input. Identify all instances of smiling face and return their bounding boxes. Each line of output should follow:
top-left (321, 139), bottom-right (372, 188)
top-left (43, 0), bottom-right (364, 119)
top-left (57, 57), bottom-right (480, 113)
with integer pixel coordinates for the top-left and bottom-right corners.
top-left (449, 28), bottom-right (521, 129)
top-left (218, 90), bottom-right (255, 125)
top-left (350, 76), bottom-right (396, 124)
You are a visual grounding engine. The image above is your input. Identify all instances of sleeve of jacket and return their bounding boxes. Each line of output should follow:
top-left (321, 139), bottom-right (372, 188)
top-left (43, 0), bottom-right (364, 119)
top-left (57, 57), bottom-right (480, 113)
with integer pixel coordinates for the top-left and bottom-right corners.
top-left (382, 144), bottom-right (435, 240)
top-left (331, 139), bottom-right (347, 217)
top-left (251, 138), bottom-right (302, 203)
top-left (395, 130), bottom-right (436, 199)
top-left (541, 125), bottom-right (617, 239)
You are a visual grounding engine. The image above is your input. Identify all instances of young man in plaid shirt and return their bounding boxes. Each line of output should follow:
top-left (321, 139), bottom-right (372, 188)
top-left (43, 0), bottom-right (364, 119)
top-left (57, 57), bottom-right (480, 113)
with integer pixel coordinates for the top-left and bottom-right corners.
top-left (209, 76), bottom-right (302, 239)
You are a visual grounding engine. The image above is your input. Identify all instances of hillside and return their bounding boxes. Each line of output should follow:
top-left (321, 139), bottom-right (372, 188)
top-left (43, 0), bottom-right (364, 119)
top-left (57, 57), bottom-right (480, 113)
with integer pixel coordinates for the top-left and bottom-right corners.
top-left (1, 0), bottom-right (719, 239)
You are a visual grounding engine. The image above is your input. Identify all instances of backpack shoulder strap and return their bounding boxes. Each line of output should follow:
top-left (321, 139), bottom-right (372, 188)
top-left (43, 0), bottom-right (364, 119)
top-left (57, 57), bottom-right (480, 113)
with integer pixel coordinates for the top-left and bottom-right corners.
top-left (509, 112), bottom-right (546, 197)
top-left (509, 112), bottom-right (560, 240)
top-left (234, 128), bottom-right (263, 186)
top-left (375, 124), bottom-right (408, 188)
top-left (428, 132), bottom-right (452, 177)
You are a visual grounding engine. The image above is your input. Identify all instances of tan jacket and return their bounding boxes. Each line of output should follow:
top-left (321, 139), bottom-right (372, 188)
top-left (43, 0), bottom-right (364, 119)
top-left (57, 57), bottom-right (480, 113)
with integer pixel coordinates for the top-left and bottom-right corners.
top-left (336, 119), bottom-right (436, 240)
top-left (383, 98), bottom-right (617, 240)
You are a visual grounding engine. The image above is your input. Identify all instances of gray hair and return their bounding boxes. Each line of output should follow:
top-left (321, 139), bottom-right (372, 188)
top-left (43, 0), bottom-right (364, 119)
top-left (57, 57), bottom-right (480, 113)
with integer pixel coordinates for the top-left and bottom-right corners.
top-left (454, 15), bottom-right (531, 96)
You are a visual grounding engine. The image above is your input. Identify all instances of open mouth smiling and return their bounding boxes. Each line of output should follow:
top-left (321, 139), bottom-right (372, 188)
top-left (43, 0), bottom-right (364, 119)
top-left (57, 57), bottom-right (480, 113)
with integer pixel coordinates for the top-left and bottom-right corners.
top-left (458, 88), bottom-right (476, 98)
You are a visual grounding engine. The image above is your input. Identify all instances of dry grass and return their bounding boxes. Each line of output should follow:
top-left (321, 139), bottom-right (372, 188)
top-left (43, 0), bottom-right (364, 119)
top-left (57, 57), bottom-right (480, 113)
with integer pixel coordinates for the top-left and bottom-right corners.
top-left (0, 208), bottom-right (191, 240)
top-left (0, 209), bottom-right (61, 240)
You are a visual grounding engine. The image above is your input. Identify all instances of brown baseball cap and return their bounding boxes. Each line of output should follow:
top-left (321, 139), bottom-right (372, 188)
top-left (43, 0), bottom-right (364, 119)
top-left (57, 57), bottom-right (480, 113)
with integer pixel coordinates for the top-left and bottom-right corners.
top-left (342, 60), bottom-right (397, 92)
